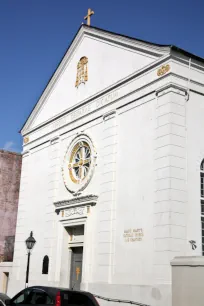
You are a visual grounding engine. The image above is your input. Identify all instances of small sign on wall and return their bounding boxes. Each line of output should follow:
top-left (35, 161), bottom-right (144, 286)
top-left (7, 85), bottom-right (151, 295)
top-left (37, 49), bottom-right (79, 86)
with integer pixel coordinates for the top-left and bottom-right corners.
top-left (123, 228), bottom-right (144, 242)
top-left (61, 206), bottom-right (89, 220)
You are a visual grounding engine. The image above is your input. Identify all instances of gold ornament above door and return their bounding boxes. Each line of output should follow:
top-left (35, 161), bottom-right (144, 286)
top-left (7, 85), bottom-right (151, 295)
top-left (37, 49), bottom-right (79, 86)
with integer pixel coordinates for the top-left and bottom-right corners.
top-left (75, 56), bottom-right (88, 88)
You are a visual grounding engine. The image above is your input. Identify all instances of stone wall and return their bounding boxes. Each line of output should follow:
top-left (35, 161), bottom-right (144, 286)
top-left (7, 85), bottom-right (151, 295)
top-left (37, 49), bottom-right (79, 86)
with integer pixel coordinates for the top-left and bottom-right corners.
top-left (0, 150), bottom-right (22, 262)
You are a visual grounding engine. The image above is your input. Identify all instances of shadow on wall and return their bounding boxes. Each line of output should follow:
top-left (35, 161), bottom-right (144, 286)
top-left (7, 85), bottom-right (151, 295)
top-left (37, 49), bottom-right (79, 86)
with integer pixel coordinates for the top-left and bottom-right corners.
top-left (0, 236), bottom-right (15, 262)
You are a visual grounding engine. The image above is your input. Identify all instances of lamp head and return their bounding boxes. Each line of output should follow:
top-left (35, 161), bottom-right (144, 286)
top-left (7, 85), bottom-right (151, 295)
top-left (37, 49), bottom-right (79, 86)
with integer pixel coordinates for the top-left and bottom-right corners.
top-left (25, 231), bottom-right (36, 251)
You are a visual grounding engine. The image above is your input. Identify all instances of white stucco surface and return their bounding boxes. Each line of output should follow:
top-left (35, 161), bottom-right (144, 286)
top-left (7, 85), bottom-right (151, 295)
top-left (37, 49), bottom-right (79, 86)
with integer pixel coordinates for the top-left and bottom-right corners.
top-left (8, 25), bottom-right (204, 306)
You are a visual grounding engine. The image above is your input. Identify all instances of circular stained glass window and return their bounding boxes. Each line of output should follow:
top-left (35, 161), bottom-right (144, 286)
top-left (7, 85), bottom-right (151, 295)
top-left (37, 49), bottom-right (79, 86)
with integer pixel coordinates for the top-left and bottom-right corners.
top-left (62, 134), bottom-right (97, 194)
top-left (68, 141), bottom-right (91, 183)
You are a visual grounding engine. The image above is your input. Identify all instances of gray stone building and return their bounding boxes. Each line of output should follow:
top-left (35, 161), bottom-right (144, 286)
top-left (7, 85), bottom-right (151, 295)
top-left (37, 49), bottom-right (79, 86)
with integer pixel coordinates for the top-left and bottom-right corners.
top-left (0, 150), bottom-right (22, 293)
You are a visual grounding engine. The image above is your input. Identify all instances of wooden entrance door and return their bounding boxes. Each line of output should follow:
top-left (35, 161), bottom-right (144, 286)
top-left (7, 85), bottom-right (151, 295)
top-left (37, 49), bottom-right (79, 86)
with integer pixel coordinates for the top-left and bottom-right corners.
top-left (70, 247), bottom-right (83, 290)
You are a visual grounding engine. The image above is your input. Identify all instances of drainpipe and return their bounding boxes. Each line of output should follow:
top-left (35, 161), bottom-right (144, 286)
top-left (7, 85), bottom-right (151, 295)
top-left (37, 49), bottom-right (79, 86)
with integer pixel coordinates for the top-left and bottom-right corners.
top-left (186, 58), bottom-right (191, 101)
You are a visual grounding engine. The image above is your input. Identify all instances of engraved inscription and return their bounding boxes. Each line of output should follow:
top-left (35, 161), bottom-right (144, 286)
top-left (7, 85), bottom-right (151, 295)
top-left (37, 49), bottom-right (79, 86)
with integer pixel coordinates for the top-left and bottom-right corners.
top-left (52, 91), bottom-right (119, 131)
top-left (96, 91), bottom-right (118, 109)
top-left (53, 117), bottom-right (68, 130)
top-left (71, 104), bottom-right (91, 121)
top-left (61, 206), bottom-right (86, 219)
top-left (123, 228), bottom-right (144, 242)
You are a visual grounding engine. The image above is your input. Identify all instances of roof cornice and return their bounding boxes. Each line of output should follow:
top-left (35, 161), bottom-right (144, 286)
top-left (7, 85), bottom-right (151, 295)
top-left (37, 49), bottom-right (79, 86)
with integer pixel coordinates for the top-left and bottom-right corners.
top-left (26, 24), bottom-right (197, 135)
top-left (21, 25), bottom-right (174, 134)
top-left (21, 26), bottom-right (85, 134)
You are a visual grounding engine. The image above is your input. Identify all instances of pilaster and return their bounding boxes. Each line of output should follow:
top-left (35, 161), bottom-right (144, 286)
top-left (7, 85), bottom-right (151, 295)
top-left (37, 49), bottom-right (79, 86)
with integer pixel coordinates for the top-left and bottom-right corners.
top-left (154, 84), bottom-right (188, 283)
top-left (46, 136), bottom-right (61, 282)
top-left (98, 110), bottom-right (117, 283)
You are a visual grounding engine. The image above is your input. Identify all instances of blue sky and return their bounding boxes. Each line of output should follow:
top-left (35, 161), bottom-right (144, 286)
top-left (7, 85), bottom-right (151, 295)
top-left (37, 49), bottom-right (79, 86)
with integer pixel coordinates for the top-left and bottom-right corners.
top-left (0, 0), bottom-right (203, 152)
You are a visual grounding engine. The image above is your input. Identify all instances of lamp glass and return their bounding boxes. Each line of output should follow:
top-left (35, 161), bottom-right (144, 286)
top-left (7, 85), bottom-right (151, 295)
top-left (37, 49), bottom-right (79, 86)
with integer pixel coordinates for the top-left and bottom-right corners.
top-left (25, 231), bottom-right (36, 251)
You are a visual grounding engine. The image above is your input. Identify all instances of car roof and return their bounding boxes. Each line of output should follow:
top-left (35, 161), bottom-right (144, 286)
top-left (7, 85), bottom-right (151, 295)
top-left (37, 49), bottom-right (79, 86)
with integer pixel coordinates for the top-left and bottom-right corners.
top-left (27, 286), bottom-right (95, 297)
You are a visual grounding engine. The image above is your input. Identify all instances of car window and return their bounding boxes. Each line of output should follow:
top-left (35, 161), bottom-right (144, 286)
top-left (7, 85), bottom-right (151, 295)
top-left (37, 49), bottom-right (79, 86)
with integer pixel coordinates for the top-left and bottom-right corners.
top-left (12, 289), bottom-right (31, 304)
top-left (26, 290), bottom-right (53, 305)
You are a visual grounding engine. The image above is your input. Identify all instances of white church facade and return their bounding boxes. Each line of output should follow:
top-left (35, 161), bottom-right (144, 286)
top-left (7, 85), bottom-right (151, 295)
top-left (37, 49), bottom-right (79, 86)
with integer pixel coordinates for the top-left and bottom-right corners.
top-left (6, 24), bottom-right (204, 306)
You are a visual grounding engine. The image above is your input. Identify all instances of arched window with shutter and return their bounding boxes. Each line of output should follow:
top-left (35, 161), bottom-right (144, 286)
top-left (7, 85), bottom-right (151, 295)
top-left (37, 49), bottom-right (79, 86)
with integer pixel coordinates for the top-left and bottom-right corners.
top-left (201, 160), bottom-right (204, 255)
top-left (42, 255), bottom-right (49, 274)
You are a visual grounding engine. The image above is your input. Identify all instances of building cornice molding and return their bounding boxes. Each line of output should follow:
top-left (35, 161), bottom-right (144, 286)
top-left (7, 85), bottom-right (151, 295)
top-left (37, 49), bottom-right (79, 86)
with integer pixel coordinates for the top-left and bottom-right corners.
top-left (155, 82), bottom-right (188, 97)
top-left (22, 150), bottom-right (30, 157)
top-left (21, 26), bottom-right (204, 136)
top-left (21, 26), bottom-right (171, 135)
top-left (54, 194), bottom-right (98, 214)
top-left (22, 55), bottom-right (204, 146)
top-left (171, 53), bottom-right (204, 72)
top-left (21, 27), bottom-right (85, 134)
top-left (22, 54), bottom-right (171, 137)
top-left (83, 26), bottom-right (169, 57)
top-left (22, 67), bottom-right (204, 152)
top-left (50, 135), bottom-right (60, 145)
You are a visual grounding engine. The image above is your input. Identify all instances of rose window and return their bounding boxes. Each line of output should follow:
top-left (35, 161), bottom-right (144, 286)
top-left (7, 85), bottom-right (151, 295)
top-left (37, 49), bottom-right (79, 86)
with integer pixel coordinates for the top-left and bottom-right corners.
top-left (68, 141), bottom-right (91, 183)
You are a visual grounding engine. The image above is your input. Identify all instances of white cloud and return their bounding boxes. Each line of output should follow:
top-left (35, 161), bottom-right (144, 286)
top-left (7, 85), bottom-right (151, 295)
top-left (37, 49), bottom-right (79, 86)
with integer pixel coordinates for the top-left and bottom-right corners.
top-left (3, 141), bottom-right (15, 151)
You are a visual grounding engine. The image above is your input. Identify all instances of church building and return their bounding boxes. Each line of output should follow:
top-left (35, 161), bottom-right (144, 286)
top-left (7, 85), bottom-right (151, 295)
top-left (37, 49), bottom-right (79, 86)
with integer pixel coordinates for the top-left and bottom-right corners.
top-left (7, 13), bottom-right (204, 306)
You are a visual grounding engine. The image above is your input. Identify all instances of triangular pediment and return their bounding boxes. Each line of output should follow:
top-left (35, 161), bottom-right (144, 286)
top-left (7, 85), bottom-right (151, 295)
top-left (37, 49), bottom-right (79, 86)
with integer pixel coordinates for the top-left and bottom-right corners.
top-left (22, 25), bottom-right (171, 134)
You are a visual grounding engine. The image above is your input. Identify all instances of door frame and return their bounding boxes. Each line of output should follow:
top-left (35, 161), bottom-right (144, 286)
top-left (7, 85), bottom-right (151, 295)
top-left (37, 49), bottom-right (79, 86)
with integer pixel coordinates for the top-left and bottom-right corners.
top-left (61, 218), bottom-right (88, 290)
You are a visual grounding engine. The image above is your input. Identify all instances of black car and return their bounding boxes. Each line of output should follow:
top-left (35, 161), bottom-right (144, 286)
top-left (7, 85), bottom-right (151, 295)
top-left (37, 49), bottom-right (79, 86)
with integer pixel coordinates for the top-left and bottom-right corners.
top-left (0, 293), bottom-right (10, 306)
top-left (5, 286), bottom-right (99, 306)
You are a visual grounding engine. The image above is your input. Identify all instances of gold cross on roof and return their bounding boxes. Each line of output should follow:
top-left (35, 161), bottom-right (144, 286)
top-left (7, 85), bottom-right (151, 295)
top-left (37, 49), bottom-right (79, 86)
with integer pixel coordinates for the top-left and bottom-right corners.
top-left (84, 8), bottom-right (94, 26)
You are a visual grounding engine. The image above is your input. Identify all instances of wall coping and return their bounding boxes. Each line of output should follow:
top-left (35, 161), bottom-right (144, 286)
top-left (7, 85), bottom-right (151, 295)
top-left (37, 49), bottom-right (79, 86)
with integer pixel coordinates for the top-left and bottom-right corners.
top-left (171, 256), bottom-right (204, 266)
top-left (0, 262), bottom-right (13, 268)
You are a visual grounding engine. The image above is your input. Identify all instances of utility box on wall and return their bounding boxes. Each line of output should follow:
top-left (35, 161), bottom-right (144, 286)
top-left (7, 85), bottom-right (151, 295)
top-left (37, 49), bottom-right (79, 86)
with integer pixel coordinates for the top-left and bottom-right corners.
top-left (171, 257), bottom-right (204, 306)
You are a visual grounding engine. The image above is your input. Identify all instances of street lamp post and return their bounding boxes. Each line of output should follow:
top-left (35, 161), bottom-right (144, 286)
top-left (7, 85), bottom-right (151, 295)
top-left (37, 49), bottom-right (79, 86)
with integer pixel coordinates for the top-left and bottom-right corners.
top-left (25, 231), bottom-right (36, 288)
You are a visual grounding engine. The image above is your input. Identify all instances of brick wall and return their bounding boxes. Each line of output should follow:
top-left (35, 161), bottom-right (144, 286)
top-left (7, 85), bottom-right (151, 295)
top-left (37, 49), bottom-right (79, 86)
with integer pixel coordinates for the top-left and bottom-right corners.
top-left (0, 150), bottom-right (22, 262)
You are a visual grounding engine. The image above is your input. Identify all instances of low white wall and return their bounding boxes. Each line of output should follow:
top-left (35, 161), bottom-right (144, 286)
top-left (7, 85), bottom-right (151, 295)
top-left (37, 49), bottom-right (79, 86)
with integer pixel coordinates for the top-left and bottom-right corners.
top-left (171, 256), bottom-right (204, 306)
